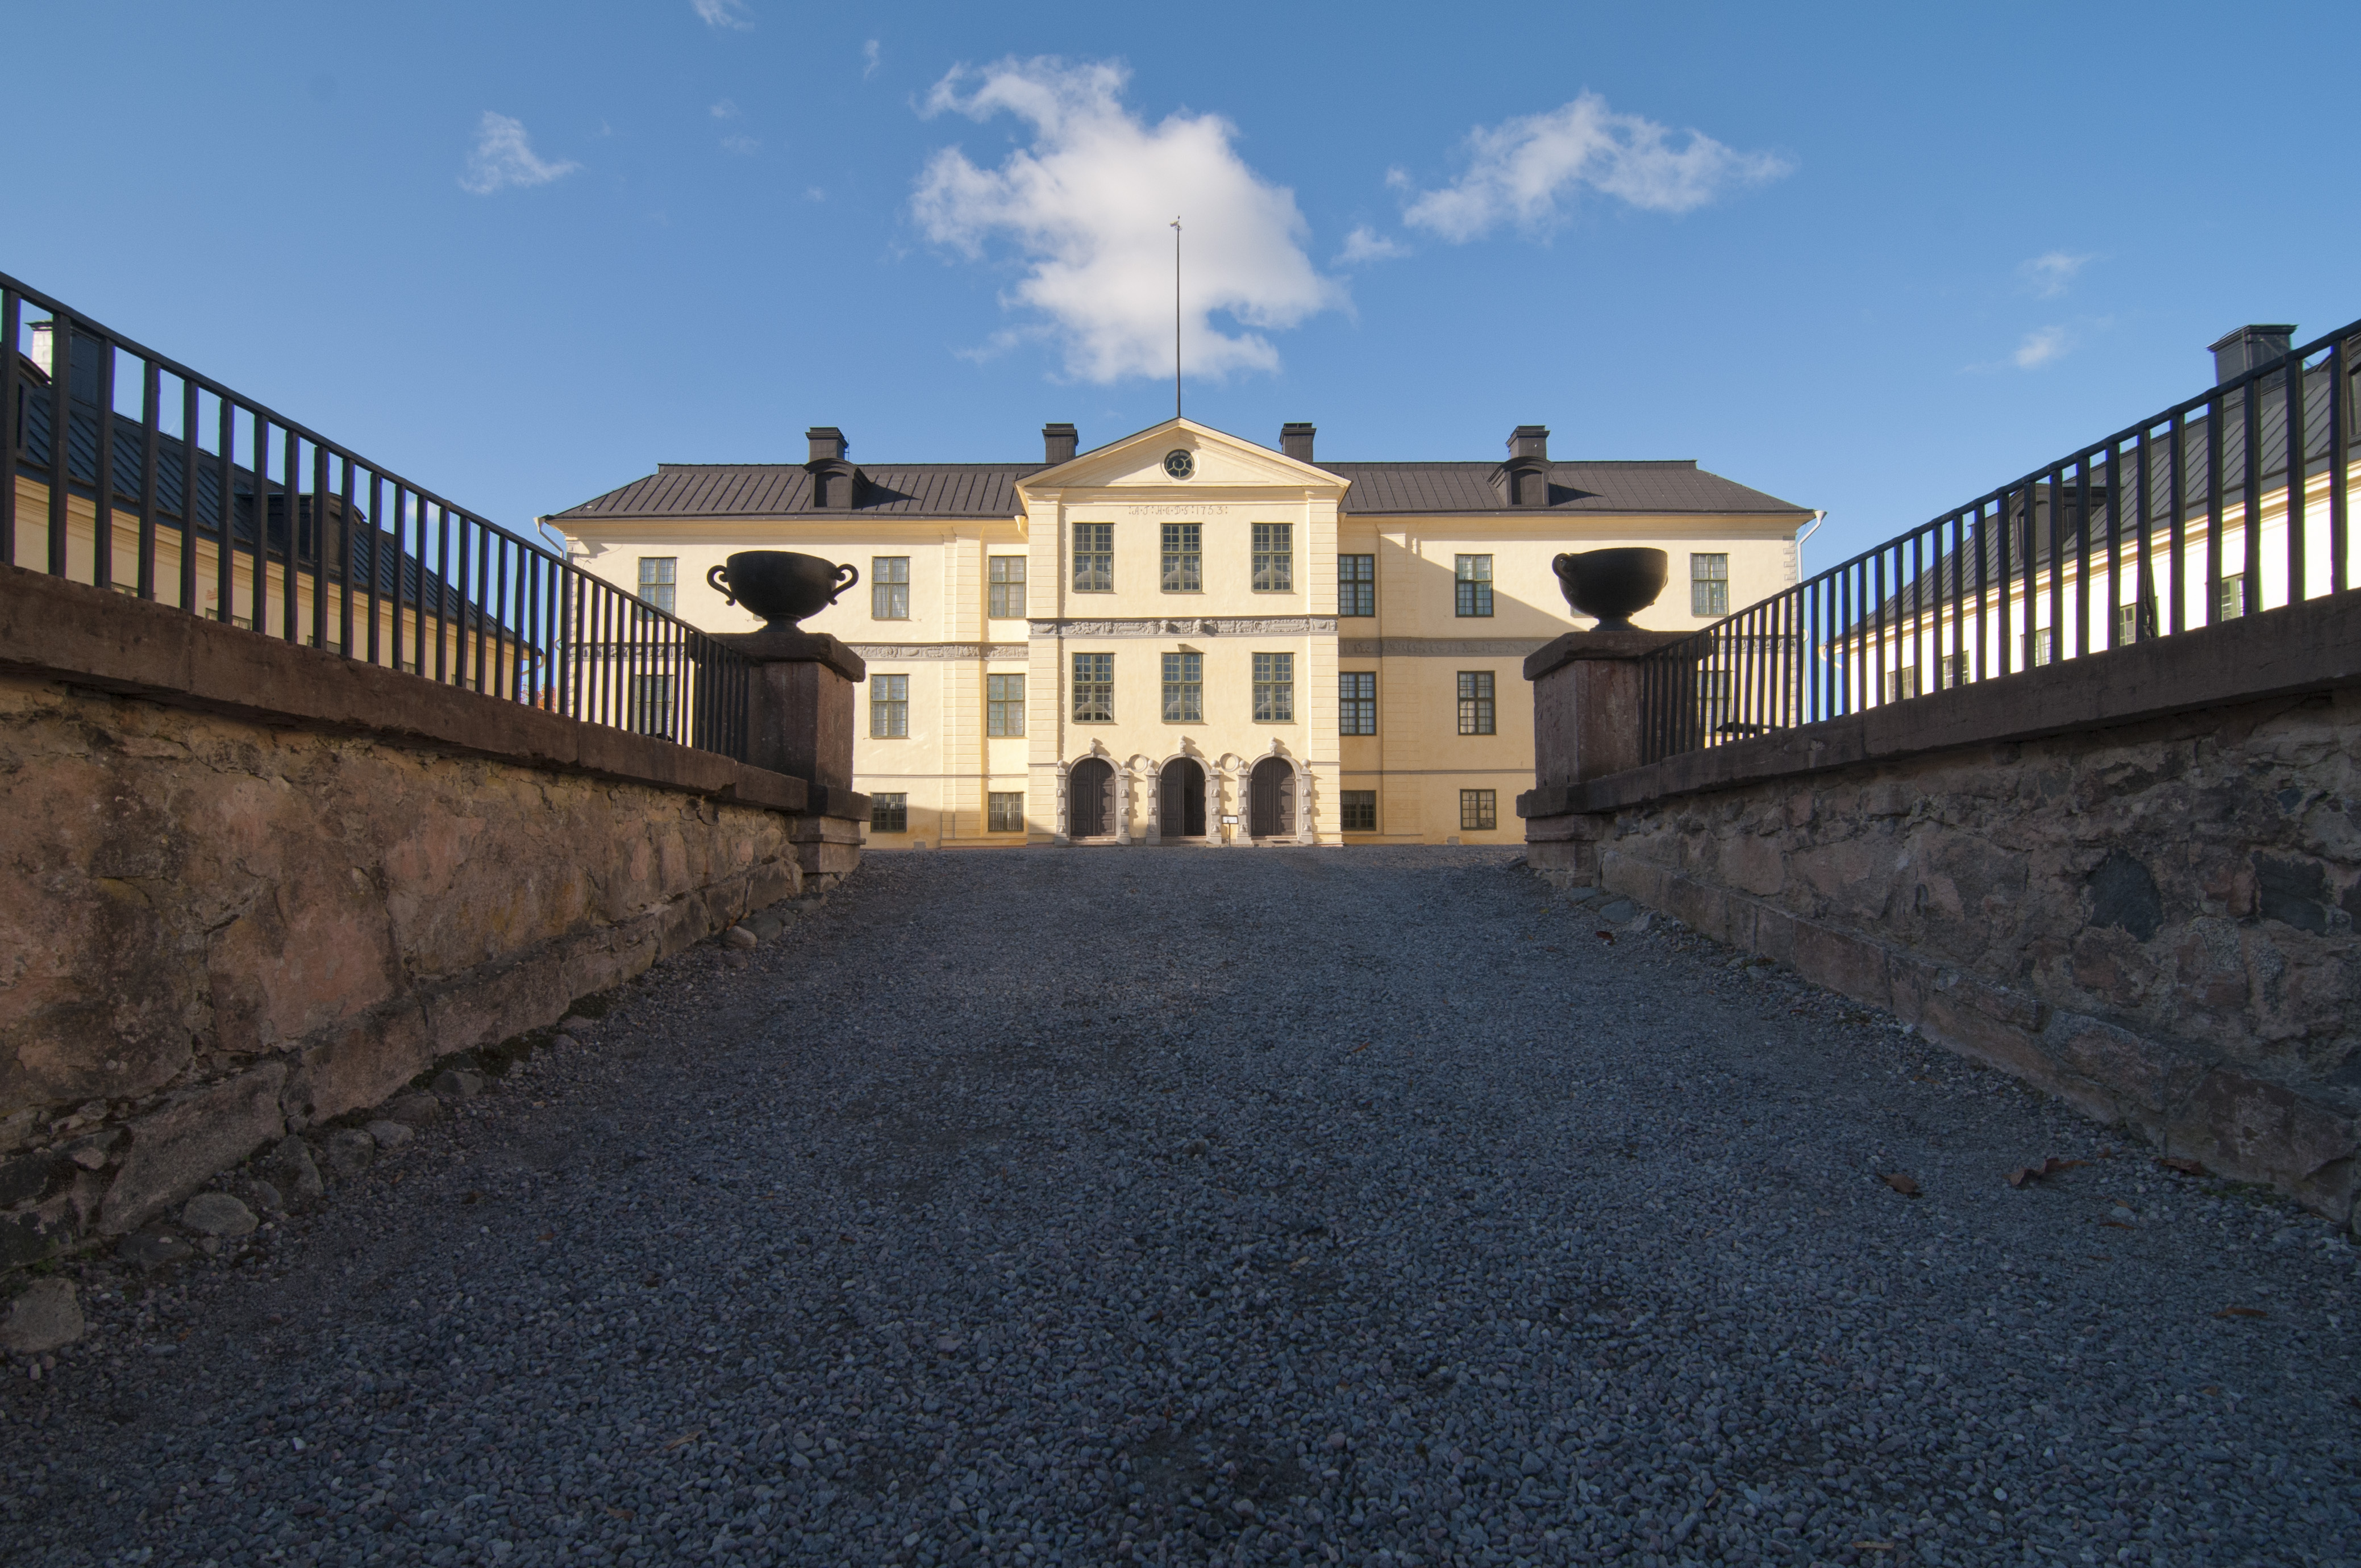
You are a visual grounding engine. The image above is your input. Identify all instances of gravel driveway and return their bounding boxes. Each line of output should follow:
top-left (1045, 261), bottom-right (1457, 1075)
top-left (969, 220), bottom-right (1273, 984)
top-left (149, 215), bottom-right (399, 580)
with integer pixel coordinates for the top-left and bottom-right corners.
top-left (5, 846), bottom-right (2359, 1568)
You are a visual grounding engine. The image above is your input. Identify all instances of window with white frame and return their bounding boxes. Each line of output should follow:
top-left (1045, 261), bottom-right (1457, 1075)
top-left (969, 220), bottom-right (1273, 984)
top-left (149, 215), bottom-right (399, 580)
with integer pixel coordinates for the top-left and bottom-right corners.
top-left (1691, 553), bottom-right (1729, 618)
top-left (1072, 653), bottom-right (1113, 722)
top-left (1161, 523), bottom-right (1202, 591)
top-left (1456, 670), bottom-right (1495, 735)
top-left (1072, 524), bottom-right (1112, 593)
top-left (1251, 523), bottom-right (1292, 591)
top-left (1339, 671), bottom-right (1376, 735)
top-left (636, 557), bottom-right (677, 616)
top-left (872, 557), bottom-right (910, 619)
top-left (1161, 653), bottom-right (1203, 723)
top-left (1252, 653), bottom-right (1294, 722)
top-left (869, 673), bottom-right (909, 737)
top-left (988, 556), bottom-right (1027, 619)
top-left (1338, 553), bottom-right (1375, 617)
top-left (988, 791), bottom-right (1025, 833)
top-left (986, 673), bottom-right (1025, 737)
top-left (1454, 555), bottom-right (1493, 617)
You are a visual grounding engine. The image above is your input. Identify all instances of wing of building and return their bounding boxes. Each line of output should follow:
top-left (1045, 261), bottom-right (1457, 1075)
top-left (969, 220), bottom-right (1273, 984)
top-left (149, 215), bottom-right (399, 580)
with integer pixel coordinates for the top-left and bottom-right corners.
top-left (548, 418), bottom-right (1813, 846)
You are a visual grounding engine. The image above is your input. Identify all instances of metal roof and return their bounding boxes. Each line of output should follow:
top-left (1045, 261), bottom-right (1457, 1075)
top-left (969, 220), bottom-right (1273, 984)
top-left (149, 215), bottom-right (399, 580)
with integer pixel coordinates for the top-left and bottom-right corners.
top-left (1325, 460), bottom-right (1807, 516)
top-left (551, 457), bottom-right (1808, 522)
top-left (551, 463), bottom-right (1038, 522)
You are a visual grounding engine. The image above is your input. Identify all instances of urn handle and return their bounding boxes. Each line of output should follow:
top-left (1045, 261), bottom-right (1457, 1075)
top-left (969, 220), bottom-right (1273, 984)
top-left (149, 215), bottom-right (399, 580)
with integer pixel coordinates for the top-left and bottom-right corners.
top-left (827, 561), bottom-right (860, 604)
top-left (706, 562), bottom-right (736, 607)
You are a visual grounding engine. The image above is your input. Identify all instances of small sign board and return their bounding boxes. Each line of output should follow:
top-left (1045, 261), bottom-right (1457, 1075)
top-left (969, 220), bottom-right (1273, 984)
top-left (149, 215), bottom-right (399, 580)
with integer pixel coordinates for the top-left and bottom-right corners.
top-left (1220, 814), bottom-right (1239, 824)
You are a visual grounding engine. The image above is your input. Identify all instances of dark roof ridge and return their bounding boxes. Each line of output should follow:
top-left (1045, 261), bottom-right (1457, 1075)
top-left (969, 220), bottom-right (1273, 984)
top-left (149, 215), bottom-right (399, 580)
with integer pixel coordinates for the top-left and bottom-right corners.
top-left (653, 460), bottom-right (1045, 473)
top-left (1326, 458), bottom-right (1701, 469)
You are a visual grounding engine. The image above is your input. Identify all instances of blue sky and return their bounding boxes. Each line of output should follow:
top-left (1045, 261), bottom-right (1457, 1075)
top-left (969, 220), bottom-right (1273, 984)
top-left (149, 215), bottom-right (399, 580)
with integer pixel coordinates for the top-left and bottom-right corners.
top-left (6, 1), bottom-right (2357, 570)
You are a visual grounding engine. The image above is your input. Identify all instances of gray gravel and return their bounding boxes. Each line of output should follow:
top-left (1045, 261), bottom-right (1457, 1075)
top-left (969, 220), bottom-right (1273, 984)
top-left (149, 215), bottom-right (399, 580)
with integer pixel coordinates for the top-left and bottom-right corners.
top-left (5, 846), bottom-right (2360, 1568)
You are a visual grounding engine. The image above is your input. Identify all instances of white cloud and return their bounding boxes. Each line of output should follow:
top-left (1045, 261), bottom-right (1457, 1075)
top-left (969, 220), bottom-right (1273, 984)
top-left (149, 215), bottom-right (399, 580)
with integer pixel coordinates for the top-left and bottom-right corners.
top-left (2013, 325), bottom-right (2071, 369)
top-left (912, 56), bottom-right (1342, 383)
top-left (458, 112), bottom-right (579, 195)
top-left (711, 98), bottom-right (740, 119)
top-left (1402, 91), bottom-right (1791, 241)
top-left (722, 133), bottom-right (760, 156)
top-left (692, 0), bottom-right (752, 30)
top-left (864, 39), bottom-right (881, 79)
top-left (2019, 251), bottom-right (2092, 299)
top-left (1335, 225), bottom-right (1407, 266)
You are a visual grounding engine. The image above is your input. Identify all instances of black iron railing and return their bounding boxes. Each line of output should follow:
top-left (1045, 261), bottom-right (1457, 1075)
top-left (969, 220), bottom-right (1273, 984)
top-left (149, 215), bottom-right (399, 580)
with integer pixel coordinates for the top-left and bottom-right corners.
top-left (1637, 319), bottom-right (2360, 764)
top-left (1, 274), bottom-right (749, 760)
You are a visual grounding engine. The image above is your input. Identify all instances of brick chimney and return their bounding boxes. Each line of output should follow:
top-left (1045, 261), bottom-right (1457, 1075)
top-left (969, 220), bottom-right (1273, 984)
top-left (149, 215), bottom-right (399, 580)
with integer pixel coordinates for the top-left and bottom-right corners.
top-left (1498, 424), bottom-right (1550, 508)
top-left (1042, 423), bottom-right (1078, 465)
top-left (1280, 423), bottom-right (1315, 463)
top-left (2210, 325), bottom-right (2295, 385)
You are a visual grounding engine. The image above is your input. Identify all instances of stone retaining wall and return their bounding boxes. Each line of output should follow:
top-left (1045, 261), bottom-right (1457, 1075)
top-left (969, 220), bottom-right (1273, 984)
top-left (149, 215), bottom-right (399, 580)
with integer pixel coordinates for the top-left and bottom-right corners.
top-left (0, 564), bottom-right (857, 1267)
top-left (1592, 688), bottom-right (2360, 1220)
top-left (1521, 593), bottom-right (2361, 1228)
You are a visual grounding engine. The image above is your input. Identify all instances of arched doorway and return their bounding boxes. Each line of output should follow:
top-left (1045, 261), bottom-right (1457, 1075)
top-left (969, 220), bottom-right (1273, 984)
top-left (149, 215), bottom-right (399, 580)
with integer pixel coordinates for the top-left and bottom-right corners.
top-left (1249, 757), bottom-right (1294, 840)
top-left (1069, 757), bottom-right (1113, 839)
top-left (1159, 758), bottom-right (1206, 840)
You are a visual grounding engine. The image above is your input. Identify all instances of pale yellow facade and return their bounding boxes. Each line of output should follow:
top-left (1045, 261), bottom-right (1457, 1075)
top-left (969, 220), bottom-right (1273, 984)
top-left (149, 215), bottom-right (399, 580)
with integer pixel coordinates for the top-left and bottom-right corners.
top-left (554, 418), bottom-right (1811, 847)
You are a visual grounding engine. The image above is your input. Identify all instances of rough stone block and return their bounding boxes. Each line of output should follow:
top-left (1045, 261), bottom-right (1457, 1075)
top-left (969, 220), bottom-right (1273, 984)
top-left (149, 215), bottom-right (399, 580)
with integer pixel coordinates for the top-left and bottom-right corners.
top-left (99, 1064), bottom-right (288, 1235)
top-left (279, 1001), bottom-right (434, 1130)
top-left (1789, 921), bottom-right (1892, 1011)
top-left (2170, 1067), bottom-right (2359, 1219)
top-left (1, 1278), bottom-right (82, 1353)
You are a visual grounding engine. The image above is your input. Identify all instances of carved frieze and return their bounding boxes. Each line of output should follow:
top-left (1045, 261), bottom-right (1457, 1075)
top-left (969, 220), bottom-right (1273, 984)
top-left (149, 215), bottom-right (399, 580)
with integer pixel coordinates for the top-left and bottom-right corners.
top-left (1031, 617), bottom-right (1338, 639)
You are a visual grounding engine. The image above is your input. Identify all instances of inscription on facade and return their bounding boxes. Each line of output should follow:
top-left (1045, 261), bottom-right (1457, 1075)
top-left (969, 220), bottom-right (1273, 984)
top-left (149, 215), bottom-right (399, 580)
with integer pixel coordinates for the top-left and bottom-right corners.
top-left (1119, 504), bottom-right (1231, 517)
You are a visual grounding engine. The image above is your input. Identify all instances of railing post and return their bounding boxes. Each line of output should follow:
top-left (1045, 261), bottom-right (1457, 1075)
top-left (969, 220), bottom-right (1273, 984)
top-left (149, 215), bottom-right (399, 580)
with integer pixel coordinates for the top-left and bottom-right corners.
top-left (1514, 626), bottom-right (1689, 885)
top-left (714, 624), bottom-right (869, 884)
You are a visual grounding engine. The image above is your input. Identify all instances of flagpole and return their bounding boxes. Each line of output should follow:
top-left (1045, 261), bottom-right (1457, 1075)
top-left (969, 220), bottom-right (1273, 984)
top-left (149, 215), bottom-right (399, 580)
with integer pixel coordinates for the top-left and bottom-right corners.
top-left (1171, 218), bottom-right (1182, 419)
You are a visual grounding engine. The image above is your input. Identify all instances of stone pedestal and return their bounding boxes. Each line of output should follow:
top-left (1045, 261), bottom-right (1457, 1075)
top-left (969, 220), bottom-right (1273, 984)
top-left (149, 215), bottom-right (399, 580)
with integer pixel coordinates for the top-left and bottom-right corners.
top-left (1516, 628), bottom-right (1686, 882)
top-left (714, 625), bottom-right (869, 835)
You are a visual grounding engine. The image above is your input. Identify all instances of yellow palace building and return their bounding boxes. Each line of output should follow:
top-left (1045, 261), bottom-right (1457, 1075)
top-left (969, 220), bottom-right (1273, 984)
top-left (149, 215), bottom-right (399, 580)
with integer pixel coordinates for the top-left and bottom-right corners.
top-left (549, 418), bottom-right (1812, 848)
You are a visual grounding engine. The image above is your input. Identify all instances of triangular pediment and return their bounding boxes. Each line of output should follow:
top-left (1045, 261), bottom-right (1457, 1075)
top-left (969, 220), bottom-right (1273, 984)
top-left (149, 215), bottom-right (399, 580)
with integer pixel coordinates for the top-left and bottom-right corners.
top-left (1017, 418), bottom-right (1346, 498)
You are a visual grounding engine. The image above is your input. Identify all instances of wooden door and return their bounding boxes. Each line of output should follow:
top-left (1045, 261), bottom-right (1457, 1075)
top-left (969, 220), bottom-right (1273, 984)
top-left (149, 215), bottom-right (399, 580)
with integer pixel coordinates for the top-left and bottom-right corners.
top-left (1160, 760), bottom-right (1206, 838)
top-left (1069, 758), bottom-right (1111, 837)
top-left (1250, 758), bottom-right (1292, 839)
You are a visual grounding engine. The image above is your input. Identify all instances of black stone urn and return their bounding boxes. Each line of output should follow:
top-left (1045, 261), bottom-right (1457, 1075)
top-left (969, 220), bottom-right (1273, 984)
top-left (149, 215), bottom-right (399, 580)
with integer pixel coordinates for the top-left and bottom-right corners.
top-left (1551, 547), bottom-right (1668, 631)
top-left (705, 551), bottom-right (859, 625)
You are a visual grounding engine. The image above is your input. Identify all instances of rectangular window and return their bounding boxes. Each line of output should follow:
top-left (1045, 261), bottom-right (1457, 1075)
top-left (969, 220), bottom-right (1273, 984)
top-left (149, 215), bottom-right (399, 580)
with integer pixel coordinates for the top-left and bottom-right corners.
top-left (2113, 598), bottom-right (2158, 646)
top-left (2027, 626), bottom-right (2058, 667)
top-left (1073, 652), bottom-right (1113, 722)
top-left (1939, 652), bottom-right (1969, 689)
top-left (1073, 523), bottom-right (1112, 593)
top-left (988, 556), bottom-right (1027, 619)
top-left (870, 793), bottom-right (907, 834)
top-left (1161, 652), bottom-right (1204, 723)
top-left (1454, 554), bottom-right (1493, 618)
top-left (1340, 790), bottom-right (1377, 832)
top-left (986, 673), bottom-right (1026, 737)
top-left (1252, 523), bottom-right (1293, 591)
top-left (1339, 671), bottom-right (1376, 735)
top-left (1459, 789), bottom-right (1497, 832)
top-left (1161, 523), bottom-right (1202, 591)
top-left (988, 791), bottom-right (1025, 834)
top-left (1252, 652), bottom-right (1294, 722)
top-left (1339, 553), bottom-right (1375, 617)
top-left (636, 557), bottom-right (677, 616)
top-left (1884, 664), bottom-right (1921, 703)
top-left (2216, 573), bottom-right (2247, 622)
top-left (872, 556), bottom-right (910, 619)
top-left (630, 674), bottom-right (675, 737)
top-left (869, 673), bottom-right (909, 737)
top-left (1691, 553), bottom-right (1729, 618)
top-left (1456, 669), bottom-right (1496, 735)
top-left (1700, 670), bottom-right (1732, 731)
